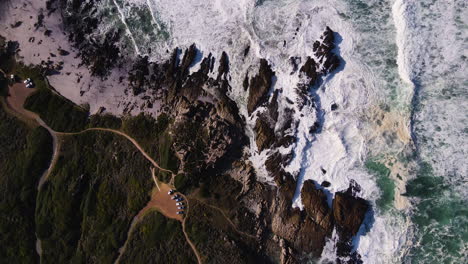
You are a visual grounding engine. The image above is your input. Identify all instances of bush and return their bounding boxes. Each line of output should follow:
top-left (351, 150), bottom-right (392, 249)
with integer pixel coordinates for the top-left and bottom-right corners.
top-left (24, 89), bottom-right (89, 132)
top-left (88, 114), bottom-right (122, 129)
top-left (0, 106), bottom-right (53, 263)
top-left (119, 211), bottom-right (196, 263)
top-left (36, 131), bottom-right (154, 263)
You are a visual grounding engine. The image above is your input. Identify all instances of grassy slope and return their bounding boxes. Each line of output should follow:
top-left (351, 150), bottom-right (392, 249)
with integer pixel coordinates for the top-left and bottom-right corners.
top-left (185, 199), bottom-right (261, 264)
top-left (121, 113), bottom-right (178, 182)
top-left (24, 88), bottom-right (90, 132)
top-left (36, 131), bottom-right (154, 263)
top-left (0, 105), bottom-right (53, 263)
top-left (119, 210), bottom-right (196, 263)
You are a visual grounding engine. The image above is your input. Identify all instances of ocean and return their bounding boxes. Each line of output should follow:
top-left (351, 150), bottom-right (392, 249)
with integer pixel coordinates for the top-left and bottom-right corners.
top-left (98, 0), bottom-right (467, 262)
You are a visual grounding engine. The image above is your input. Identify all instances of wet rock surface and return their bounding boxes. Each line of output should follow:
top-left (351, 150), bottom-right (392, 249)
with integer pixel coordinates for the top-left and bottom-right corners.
top-left (247, 59), bottom-right (275, 115)
top-left (301, 180), bottom-right (334, 234)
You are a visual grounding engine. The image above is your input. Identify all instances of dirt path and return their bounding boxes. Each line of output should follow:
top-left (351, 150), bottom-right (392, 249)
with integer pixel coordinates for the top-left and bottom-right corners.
top-left (181, 197), bottom-right (203, 264)
top-left (3, 81), bottom-right (203, 263)
top-left (192, 198), bottom-right (256, 240)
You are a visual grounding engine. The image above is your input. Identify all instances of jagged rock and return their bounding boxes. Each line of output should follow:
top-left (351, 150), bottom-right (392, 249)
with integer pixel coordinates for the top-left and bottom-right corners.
top-left (301, 180), bottom-right (334, 234)
top-left (300, 57), bottom-right (318, 86)
top-left (295, 216), bottom-right (330, 257)
top-left (128, 56), bottom-right (150, 96)
top-left (290, 57), bottom-right (301, 74)
top-left (243, 46), bottom-right (250, 57)
top-left (315, 27), bottom-right (340, 74)
top-left (254, 117), bottom-right (275, 152)
top-left (321, 181), bottom-right (331, 187)
top-left (247, 59), bottom-right (275, 114)
top-left (217, 51), bottom-right (229, 80)
top-left (230, 161), bottom-right (256, 196)
top-left (215, 96), bottom-right (243, 126)
top-left (58, 48), bottom-right (69, 56)
top-left (333, 191), bottom-right (368, 236)
top-left (309, 121), bottom-right (320, 134)
top-left (265, 152), bottom-right (296, 199)
top-left (279, 238), bottom-right (297, 264)
top-left (180, 44), bottom-right (198, 76)
top-left (268, 90), bottom-right (280, 122)
top-left (243, 73), bottom-right (249, 91)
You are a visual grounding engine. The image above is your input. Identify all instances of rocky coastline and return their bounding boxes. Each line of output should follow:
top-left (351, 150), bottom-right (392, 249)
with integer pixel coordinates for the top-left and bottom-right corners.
top-left (1, 1), bottom-right (372, 262)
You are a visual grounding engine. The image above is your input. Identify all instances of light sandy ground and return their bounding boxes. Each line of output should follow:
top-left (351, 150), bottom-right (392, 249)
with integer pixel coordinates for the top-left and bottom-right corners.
top-left (6, 83), bottom-right (37, 119)
top-left (139, 182), bottom-right (184, 221)
top-left (0, 0), bottom-right (162, 116)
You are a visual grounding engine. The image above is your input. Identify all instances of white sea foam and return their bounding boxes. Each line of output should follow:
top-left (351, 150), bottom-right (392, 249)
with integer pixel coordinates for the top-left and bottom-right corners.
top-left (133, 0), bottom-right (413, 262)
top-left (111, 0), bottom-right (141, 55)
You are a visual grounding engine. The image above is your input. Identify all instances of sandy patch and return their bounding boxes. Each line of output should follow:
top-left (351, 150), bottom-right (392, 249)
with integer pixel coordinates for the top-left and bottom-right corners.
top-left (139, 182), bottom-right (184, 221)
top-left (364, 106), bottom-right (414, 210)
top-left (6, 83), bottom-right (38, 120)
top-left (0, 0), bottom-right (162, 116)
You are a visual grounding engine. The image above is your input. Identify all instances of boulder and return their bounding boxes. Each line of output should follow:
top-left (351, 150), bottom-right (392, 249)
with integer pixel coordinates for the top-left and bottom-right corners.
top-left (332, 191), bottom-right (368, 236)
top-left (254, 117), bottom-right (275, 152)
top-left (301, 180), bottom-right (334, 234)
top-left (300, 57), bottom-right (319, 86)
top-left (247, 59), bottom-right (275, 114)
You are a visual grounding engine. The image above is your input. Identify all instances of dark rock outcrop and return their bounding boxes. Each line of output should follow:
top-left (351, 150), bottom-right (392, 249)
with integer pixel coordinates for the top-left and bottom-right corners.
top-left (254, 116), bottom-right (275, 152)
top-left (301, 180), bottom-right (334, 234)
top-left (333, 191), bottom-right (368, 236)
top-left (247, 59), bottom-right (275, 114)
top-left (300, 57), bottom-right (319, 86)
top-left (313, 26), bottom-right (340, 74)
top-left (332, 184), bottom-right (369, 264)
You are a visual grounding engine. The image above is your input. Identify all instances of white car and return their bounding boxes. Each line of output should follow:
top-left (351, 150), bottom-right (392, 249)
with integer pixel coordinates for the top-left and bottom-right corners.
top-left (176, 202), bottom-right (184, 206)
top-left (177, 206), bottom-right (186, 210)
top-left (175, 198), bottom-right (183, 202)
top-left (176, 211), bottom-right (184, 215)
top-left (167, 189), bottom-right (175, 195)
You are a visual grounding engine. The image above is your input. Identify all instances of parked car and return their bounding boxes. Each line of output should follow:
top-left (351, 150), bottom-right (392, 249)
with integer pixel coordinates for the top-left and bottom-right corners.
top-left (175, 198), bottom-right (184, 202)
top-left (176, 211), bottom-right (184, 215)
top-left (177, 206), bottom-right (186, 210)
top-left (168, 189), bottom-right (175, 195)
top-left (176, 202), bottom-right (184, 206)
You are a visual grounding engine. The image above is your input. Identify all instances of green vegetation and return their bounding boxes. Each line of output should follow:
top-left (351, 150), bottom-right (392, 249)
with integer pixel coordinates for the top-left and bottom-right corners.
top-left (0, 73), bottom-right (7, 97)
top-left (122, 113), bottom-right (179, 181)
top-left (36, 131), bottom-right (153, 263)
top-left (186, 200), bottom-right (262, 263)
top-left (24, 88), bottom-right (90, 132)
top-left (156, 132), bottom-right (179, 182)
top-left (174, 173), bottom-right (190, 192)
top-left (0, 36), bottom-right (47, 91)
top-left (121, 112), bottom-right (169, 155)
top-left (365, 160), bottom-right (395, 211)
top-left (0, 105), bottom-right (53, 263)
top-left (172, 119), bottom-right (207, 175)
top-left (119, 210), bottom-right (196, 263)
top-left (88, 113), bottom-right (122, 130)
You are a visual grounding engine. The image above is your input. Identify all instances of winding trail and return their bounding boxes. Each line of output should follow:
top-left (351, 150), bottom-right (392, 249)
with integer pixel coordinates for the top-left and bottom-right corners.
top-left (3, 81), bottom-right (203, 264)
top-left (192, 198), bottom-right (256, 240)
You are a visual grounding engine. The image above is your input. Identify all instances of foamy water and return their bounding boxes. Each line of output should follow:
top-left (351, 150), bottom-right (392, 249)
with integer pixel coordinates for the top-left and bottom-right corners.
top-left (2, 0), bottom-right (466, 262)
top-left (132, 0), bottom-right (415, 262)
